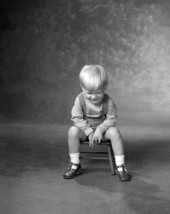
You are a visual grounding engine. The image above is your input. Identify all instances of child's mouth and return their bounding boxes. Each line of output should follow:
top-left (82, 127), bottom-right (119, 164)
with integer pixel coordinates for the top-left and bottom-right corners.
top-left (91, 99), bottom-right (100, 103)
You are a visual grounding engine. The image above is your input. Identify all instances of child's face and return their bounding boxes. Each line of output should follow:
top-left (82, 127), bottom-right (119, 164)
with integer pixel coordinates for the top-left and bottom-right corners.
top-left (82, 87), bottom-right (105, 105)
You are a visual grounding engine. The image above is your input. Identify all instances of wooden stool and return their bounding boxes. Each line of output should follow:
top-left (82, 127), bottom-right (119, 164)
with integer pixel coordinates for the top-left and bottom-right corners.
top-left (80, 140), bottom-right (116, 175)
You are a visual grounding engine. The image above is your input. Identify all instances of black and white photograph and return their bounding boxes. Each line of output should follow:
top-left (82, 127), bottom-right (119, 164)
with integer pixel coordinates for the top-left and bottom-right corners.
top-left (0, 0), bottom-right (170, 213)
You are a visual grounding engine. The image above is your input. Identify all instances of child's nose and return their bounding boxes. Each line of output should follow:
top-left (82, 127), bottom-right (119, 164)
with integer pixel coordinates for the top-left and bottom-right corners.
top-left (91, 94), bottom-right (97, 99)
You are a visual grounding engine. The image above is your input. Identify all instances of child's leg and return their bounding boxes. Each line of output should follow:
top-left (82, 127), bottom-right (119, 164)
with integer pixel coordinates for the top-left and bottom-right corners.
top-left (63, 126), bottom-right (83, 179)
top-left (104, 126), bottom-right (124, 158)
top-left (108, 127), bottom-right (124, 155)
top-left (104, 127), bottom-right (131, 181)
top-left (68, 126), bottom-right (81, 166)
top-left (68, 126), bottom-right (80, 153)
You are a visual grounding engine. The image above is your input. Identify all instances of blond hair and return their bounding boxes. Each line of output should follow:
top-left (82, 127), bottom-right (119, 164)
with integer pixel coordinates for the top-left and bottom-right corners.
top-left (79, 65), bottom-right (108, 91)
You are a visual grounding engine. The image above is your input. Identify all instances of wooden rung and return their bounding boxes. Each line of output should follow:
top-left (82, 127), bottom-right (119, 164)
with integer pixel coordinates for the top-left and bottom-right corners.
top-left (80, 151), bottom-right (108, 154)
top-left (80, 157), bottom-right (109, 160)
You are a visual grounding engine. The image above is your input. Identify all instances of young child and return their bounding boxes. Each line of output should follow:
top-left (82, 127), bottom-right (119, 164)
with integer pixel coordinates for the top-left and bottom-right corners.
top-left (63, 65), bottom-right (131, 181)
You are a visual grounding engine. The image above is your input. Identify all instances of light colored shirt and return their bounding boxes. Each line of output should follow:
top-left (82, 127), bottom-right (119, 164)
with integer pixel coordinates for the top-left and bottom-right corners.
top-left (71, 93), bottom-right (118, 136)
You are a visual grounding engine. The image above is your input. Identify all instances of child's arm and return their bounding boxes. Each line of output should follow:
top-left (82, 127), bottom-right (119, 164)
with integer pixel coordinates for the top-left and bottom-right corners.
top-left (96, 97), bottom-right (118, 135)
top-left (71, 96), bottom-right (94, 136)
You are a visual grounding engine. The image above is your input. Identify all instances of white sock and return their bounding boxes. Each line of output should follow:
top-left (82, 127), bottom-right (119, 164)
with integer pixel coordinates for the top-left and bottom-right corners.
top-left (115, 155), bottom-right (125, 171)
top-left (69, 153), bottom-right (80, 169)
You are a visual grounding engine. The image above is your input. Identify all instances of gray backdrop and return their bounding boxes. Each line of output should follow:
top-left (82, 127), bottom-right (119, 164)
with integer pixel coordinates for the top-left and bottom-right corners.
top-left (0, 0), bottom-right (170, 130)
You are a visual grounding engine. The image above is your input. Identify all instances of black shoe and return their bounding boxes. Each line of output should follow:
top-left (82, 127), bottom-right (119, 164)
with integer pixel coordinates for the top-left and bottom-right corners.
top-left (63, 162), bottom-right (83, 179)
top-left (116, 165), bottom-right (131, 182)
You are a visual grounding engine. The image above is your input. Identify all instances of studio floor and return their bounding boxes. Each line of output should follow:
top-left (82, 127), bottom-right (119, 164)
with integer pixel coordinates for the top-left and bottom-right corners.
top-left (0, 123), bottom-right (170, 214)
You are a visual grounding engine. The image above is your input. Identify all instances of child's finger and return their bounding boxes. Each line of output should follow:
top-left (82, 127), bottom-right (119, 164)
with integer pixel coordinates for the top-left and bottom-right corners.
top-left (92, 136), bottom-right (95, 143)
top-left (94, 137), bottom-right (98, 144)
top-left (96, 138), bottom-right (99, 143)
top-left (89, 140), bottom-right (94, 148)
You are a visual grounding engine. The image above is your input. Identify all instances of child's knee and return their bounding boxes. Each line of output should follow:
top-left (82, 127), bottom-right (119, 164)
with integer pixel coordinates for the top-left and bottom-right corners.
top-left (68, 126), bottom-right (80, 138)
top-left (107, 127), bottom-right (120, 138)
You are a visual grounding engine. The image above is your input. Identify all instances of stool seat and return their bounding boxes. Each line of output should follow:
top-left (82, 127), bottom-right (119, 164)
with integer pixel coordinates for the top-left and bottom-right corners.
top-left (80, 140), bottom-right (116, 175)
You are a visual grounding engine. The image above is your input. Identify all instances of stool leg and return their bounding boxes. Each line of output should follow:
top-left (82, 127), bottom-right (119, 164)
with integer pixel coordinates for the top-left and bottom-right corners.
top-left (107, 145), bottom-right (116, 175)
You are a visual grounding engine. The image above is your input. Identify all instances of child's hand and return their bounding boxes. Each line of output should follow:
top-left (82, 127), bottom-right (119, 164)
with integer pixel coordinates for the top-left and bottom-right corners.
top-left (92, 129), bottom-right (102, 144)
top-left (88, 132), bottom-right (94, 148)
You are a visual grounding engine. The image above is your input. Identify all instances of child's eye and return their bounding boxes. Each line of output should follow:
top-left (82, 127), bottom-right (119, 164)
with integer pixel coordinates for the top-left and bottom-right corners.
top-left (87, 92), bottom-right (93, 95)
